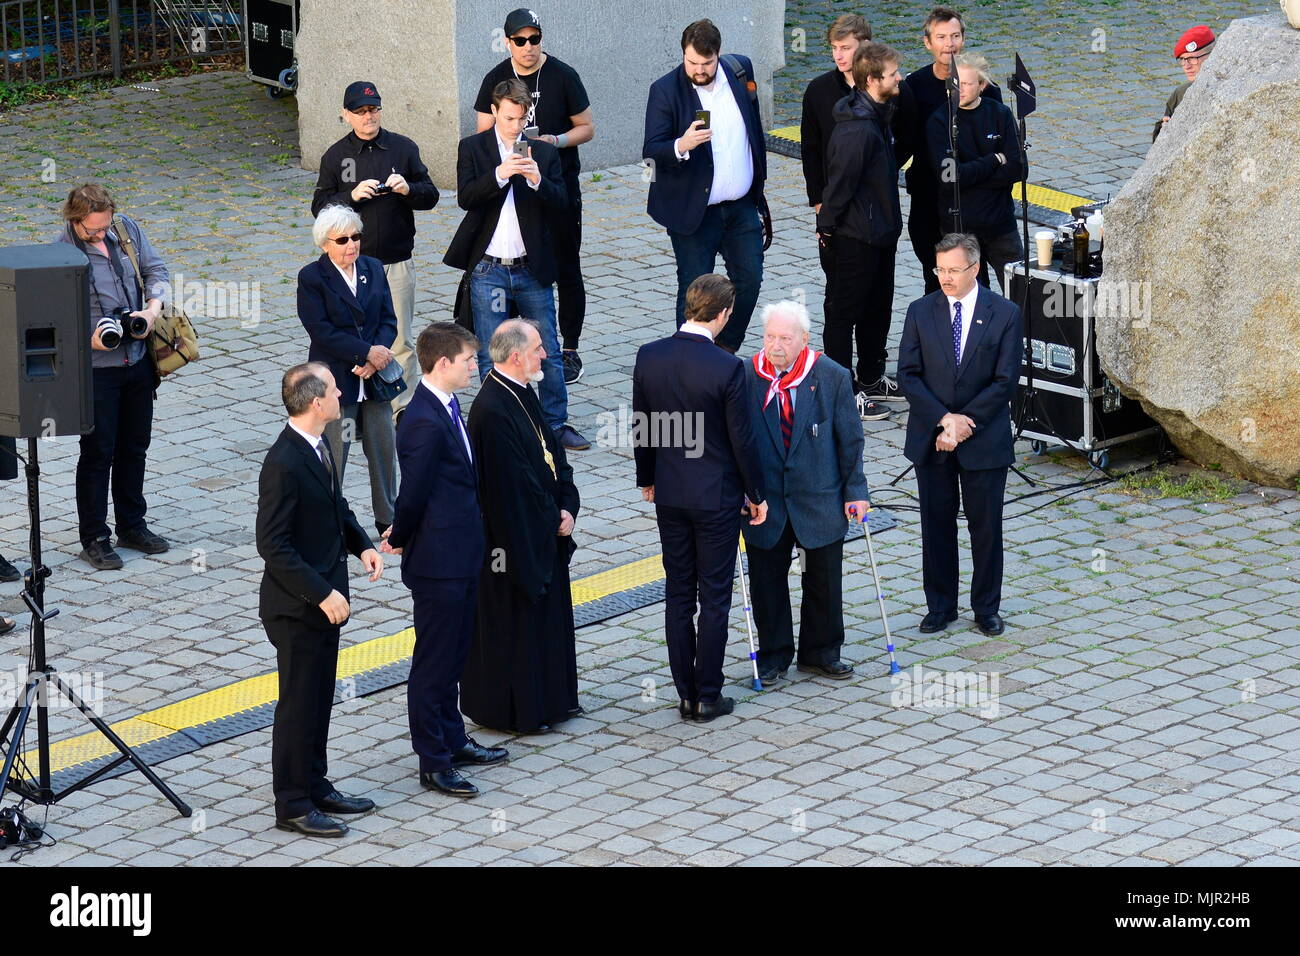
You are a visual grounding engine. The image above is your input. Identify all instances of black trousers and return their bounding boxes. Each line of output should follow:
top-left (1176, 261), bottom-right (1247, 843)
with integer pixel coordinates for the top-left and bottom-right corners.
top-left (747, 519), bottom-right (845, 671)
top-left (264, 616), bottom-right (341, 819)
top-left (409, 576), bottom-right (476, 772)
top-left (823, 235), bottom-right (896, 385)
top-left (656, 503), bottom-right (741, 704)
top-left (76, 358), bottom-right (154, 546)
top-left (908, 190), bottom-right (942, 296)
top-left (915, 458), bottom-right (1007, 617)
top-left (552, 197), bottom-right (586, 351)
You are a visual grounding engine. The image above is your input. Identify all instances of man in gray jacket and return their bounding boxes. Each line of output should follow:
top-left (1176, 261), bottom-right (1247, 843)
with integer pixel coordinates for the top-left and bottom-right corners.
top-left (56, 184), bottom-right (171, 571)
top-left (741, 301), bottom-right (870, 685)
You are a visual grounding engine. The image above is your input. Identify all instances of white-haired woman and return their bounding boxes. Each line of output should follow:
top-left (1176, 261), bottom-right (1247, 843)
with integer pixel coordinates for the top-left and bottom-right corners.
top-left (297, 203), bottom-right (399, 537)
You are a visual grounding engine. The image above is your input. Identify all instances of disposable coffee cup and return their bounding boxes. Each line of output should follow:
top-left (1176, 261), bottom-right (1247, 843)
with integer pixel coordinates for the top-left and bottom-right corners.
top-left (1035, 230), bottom-right (1055, 266)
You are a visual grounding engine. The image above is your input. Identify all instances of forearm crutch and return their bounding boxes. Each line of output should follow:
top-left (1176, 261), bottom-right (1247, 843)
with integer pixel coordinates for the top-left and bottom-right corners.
top-left (851, 505), bottom-right (901, 675)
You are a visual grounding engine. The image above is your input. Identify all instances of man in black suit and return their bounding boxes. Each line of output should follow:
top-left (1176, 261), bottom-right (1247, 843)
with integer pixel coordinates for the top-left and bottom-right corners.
top-left (381, 323), bottom-right (508, 798)
top-left (257, 363), bottom-right (384, 837)
top-left (633, 274), bottom-right (767, 721)
top-left (443, 77), bottom-right (588, 453)
top-left (897, 234), bottom-right (1021, 637)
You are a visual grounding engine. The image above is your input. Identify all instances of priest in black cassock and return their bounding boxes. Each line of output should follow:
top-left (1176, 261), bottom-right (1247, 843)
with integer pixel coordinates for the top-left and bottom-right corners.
top-left (463, 319), bottom-right (581, 733)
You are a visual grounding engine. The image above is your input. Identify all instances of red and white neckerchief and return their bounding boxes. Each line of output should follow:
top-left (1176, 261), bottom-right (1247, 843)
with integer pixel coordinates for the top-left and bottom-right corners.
top-left (753, 347), bottom-right (818, 447)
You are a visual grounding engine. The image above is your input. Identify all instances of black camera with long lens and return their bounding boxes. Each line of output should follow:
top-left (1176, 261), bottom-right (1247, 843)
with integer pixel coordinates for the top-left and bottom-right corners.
top-left (95, 305), bottom-right (147, 349)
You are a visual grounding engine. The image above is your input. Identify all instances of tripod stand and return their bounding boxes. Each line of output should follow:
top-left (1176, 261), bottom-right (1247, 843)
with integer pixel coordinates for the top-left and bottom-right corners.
top-left (0, 438), bottom-right (189, 817)
top-left (1006, 54), bottom-right (1075, 469)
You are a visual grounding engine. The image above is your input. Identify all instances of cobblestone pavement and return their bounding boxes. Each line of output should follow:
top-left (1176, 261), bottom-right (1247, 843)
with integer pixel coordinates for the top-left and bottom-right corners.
top-left (2, 0), bottom-right (1298, 866)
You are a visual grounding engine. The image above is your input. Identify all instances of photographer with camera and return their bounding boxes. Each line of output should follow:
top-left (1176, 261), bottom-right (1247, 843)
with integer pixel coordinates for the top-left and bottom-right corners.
top-left (56, 184), bottom-right (170, 571)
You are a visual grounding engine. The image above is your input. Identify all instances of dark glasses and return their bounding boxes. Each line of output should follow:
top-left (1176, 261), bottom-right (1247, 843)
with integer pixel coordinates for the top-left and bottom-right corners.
top-left (510, 35), bottom-right (542, 46)
top-left (330, 234), bottom-right (362, 245)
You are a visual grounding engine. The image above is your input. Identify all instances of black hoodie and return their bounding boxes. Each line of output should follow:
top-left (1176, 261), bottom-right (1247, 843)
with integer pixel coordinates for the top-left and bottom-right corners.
top-left (926, 96), bottom-right (1024, 234)
top-left (815, 91), bottom-right (902, 247)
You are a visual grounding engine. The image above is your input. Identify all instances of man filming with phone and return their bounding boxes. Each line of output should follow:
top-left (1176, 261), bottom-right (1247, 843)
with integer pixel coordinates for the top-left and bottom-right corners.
top-left (444, 78), bottom-right (589, 453)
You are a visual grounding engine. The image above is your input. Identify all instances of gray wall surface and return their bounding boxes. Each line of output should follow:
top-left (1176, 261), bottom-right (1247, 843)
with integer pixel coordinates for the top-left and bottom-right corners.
top-left (298, 1), bottom-right (786, 189)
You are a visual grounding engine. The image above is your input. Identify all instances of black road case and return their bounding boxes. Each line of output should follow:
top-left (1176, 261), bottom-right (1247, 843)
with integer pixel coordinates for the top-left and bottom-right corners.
top-left (244, 0), bottom-right (299, 97)
top-left (1005, 261), bottom-right (1161, 469)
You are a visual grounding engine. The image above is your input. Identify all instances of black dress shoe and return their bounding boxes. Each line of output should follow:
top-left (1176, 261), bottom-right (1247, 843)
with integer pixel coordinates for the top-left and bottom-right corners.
top-left (566, 706), bottom-right (585, 719)
top-left (918, 609), bottom-right (958, 633)
top-left (678, 699), bottom-right (696, 720)
top-left (694, 696), bottom-right (735, 722)
top-left (314, 790), bottom-right (375, 815)
top-left (757, 666), bottom-right (787, 686)
top-left (275, 809), bottom-right (348, 837)
top-left (420, 768), bottom-right (479, 797)
top-left (554, 425), bottom-right (591, 451)
top-left (116, 526), bottom-right (169, 554)
top-left (80, 538), bottom-right (124, 570)
top-left (451, 738), bottom-right (509, 766)
top-left (0, 554), bottom-right (19, 583)
top-left (0, 617), bottom-right (15, 636)
top-left (976, 613), bottom-right (1005, 636)
top-left (797, 660), bottom-right (855, 680)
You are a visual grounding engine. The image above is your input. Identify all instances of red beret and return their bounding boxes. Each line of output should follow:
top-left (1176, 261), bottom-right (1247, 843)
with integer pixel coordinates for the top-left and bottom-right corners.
top-left (1175, 25), bottom-right (1215, 58)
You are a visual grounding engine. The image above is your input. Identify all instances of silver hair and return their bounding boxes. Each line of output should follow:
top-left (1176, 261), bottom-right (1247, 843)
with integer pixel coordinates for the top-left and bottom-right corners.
top-left (761, 300), bottom-right (812, 335)
top-left (955, 51), bottom-right (992, 87)
top-left (489, 318), bottom-right (540, 364)
top-left (312, 203), bottom-right (363, 250)
top-left (935, 232), bottom-right (981, 266)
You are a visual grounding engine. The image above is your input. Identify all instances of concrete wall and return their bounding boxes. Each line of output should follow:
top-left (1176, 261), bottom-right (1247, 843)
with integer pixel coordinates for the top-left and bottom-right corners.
top-left (297, 1), bottom-right (786, 189)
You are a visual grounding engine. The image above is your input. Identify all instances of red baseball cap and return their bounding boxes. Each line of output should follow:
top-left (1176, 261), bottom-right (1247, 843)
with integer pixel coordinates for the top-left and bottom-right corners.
top-left (1174, 25), bottom-right (1215, 58)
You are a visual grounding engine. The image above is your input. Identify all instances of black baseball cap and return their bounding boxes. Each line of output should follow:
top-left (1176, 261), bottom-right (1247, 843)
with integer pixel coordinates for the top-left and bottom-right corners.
top-left (504, 8), bottom-right (541, 36)
top-left (343, 81), bottom-right (381, 111)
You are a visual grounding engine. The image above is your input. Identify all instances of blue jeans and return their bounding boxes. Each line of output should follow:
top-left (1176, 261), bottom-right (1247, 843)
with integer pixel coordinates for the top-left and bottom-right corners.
top-left (668, 195), bottom-right (764, 352)
top-left (470, 259), bottom-right (567, 429)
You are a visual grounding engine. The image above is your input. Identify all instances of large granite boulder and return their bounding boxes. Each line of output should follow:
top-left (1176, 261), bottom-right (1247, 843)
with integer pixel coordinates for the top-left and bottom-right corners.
top-left (1097, 11), bottom-right (1300, 488)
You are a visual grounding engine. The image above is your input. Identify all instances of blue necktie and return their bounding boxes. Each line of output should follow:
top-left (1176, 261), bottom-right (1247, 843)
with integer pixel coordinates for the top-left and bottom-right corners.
top-left (952, 301), bottom-right (963, 364)
top-left (449, 394), bottom-right (470, 461)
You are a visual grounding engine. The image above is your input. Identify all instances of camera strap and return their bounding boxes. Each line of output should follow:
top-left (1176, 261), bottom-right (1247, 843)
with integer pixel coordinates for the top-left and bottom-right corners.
top-left (111, 216), bottom-right (146, 308)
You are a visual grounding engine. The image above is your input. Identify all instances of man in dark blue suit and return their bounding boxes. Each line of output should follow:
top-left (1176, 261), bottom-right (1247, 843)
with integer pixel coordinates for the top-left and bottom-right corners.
top-left (634, 275), bottom-right (767, 722)
top-left (643, 19), bottom-right (768, 353)
top-left (742, 302), bottom-right (870, 686)
top-left (381, 323), bottom-right (508, 798)
top-left (897, 233), bottom-right (1022, 637)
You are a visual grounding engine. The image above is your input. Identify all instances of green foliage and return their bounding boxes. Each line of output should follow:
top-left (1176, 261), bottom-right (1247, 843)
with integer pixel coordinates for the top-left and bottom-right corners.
top-left (1119, 467), bottom-right (1238, 502)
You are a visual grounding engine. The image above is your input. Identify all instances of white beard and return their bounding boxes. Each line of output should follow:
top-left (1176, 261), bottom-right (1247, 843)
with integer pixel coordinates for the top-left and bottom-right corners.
top-left (527, 368), bottom-right (545, 384)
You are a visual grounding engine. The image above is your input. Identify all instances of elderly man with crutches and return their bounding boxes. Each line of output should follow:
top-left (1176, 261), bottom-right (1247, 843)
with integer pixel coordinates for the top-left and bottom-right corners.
top-left (741, 301), bottom-right (870, 686)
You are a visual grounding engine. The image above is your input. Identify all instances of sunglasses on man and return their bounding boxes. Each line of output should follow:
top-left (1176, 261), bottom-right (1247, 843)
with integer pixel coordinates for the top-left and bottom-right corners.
top-left (510, 34), bottom-right (542, 46)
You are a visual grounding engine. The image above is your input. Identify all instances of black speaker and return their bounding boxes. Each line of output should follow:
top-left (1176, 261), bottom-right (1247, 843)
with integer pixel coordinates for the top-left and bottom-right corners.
top-left (0, 243), bottom-right (94, 439)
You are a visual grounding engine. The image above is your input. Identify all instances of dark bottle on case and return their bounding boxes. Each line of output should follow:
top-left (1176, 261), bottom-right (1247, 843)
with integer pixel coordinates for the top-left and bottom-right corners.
top-left (1073, 217), bottom-right (1091, 279)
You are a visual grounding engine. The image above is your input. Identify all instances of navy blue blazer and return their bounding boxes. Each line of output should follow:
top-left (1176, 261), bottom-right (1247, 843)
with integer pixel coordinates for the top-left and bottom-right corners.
top-left (632, 330), bottom-right (764, 511)
top-left (387, 382), bottom-right (486, 586)
top-left (642, 56), bottom-right (768, 235)
top-left (897, 285), bottom-right (1023, 469)
top-left (741, 356), bottom-right (869, 552)
top-left (296, 253), bottom-right (398, 405)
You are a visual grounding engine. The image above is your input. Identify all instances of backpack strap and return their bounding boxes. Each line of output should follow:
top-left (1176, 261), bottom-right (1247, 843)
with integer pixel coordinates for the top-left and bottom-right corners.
top-left (720, 54), bottom-right (759, 105)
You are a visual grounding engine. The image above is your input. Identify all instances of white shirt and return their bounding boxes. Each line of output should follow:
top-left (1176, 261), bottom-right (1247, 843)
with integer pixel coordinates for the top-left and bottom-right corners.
top-left (332, 262), bottom-right (358, 297)
top-left (331, 262), bottom-right (366, 401)
top-left (678, 323), bottom-right (714, 341)
top-left (946, 284), bottom-right (980, 363)
top-left (422, 379), bottom-right (472, 461)
top-left (677, 72), bottom-right (754, 206)
top-left (486, 133), bottom-right (541, 259)
top-left (288, 422), bottom-right (329, 465)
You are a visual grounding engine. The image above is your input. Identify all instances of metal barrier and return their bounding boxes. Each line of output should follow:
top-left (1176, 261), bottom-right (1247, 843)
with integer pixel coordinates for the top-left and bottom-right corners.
top-left (1, 0), bottom-right (242, 85)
